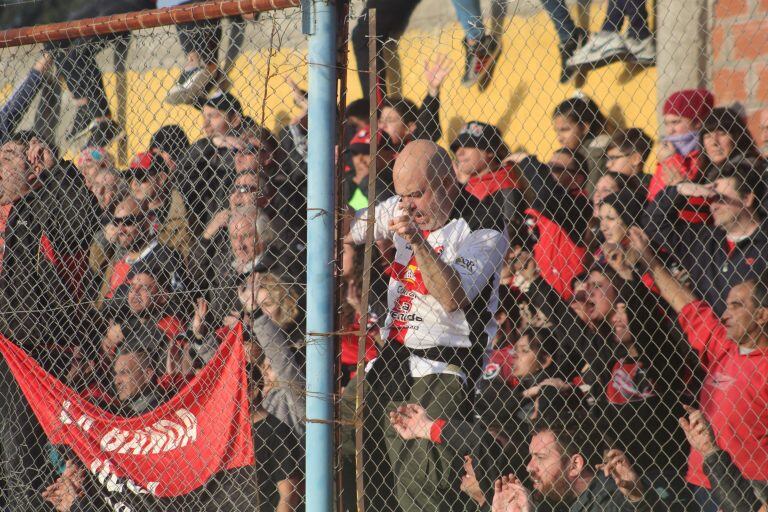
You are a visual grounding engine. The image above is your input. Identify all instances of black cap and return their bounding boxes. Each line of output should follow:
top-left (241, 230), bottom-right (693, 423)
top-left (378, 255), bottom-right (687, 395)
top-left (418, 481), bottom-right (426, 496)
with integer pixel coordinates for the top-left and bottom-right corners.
top-left (450, 121), bottom-right (509, 161)
top-left (203, 91), bottom-right (243, 117)
top-left (149, 125), bottom-right (189, 161)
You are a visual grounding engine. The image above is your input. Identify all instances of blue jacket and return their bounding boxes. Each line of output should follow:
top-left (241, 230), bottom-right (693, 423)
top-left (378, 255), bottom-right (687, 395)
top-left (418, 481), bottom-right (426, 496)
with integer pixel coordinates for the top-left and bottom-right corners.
top-left (0, 69), bottom-right (44, 145)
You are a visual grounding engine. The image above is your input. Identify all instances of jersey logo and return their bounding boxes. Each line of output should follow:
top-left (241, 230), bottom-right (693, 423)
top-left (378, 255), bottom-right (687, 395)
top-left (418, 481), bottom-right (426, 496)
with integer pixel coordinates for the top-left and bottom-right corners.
top-left (482, 363), bottom-right (500, 380)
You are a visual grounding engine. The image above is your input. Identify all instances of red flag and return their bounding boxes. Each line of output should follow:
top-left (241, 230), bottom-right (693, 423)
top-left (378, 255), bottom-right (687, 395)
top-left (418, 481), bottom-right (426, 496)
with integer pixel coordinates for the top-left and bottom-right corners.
top-left (0, 326), bottom-right (254, 498)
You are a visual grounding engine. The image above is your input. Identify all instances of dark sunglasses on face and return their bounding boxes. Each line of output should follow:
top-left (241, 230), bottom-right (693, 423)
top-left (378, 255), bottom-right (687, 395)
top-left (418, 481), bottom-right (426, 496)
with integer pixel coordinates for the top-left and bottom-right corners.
top-left (131, 169), bottom-right (159, 182)
top-left (549, 164), bottom-right (579, 175)
top-left (112, 213), bottom-right (145, 226)
top-left (233, 144), bottom-right (266, 156)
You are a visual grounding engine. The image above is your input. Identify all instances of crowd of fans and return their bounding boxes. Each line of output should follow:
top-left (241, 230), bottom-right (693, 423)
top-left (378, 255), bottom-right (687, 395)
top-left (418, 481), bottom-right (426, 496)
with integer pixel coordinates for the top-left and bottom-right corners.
top-left (1, 3), bottom-right (768, 512)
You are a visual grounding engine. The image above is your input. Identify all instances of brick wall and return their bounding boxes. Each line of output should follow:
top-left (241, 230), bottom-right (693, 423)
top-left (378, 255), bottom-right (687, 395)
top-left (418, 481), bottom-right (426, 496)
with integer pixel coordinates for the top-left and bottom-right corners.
top-left (710, 0), bottom-right (768, 140)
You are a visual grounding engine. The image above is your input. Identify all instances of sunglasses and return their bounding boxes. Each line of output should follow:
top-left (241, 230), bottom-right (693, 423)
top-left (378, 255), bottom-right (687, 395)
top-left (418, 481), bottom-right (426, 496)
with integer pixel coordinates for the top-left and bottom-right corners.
top-left (131, 169), bottom-right (159, 182)
top-left (550, 164), bottom-right (580, 175)
top-left (112, 213), bottom-right (145, 226)
top-left (233, 144), bottom-right (267, 155)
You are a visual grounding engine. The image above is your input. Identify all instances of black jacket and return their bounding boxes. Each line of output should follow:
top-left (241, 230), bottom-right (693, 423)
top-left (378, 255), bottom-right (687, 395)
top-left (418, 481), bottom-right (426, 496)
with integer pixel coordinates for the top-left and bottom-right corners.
top-left (703, 450), bottom-right (766, 512)
top-left (175, 139), bottom-right (236, 237)
top-left (645, 186), bottom-right (768, 315)
top-left (0, 185), bottom-right (78, 355)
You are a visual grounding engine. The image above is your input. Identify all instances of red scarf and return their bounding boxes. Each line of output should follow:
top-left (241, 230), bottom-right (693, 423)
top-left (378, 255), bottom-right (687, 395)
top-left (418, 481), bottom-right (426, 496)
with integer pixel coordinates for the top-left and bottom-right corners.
top-left (465, 166), bottom-right (518, 201)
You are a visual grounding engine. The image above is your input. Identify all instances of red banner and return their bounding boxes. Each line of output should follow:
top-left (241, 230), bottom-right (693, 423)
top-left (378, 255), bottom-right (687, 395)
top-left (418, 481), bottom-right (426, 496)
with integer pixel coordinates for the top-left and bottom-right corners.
top-left (0, 326), bottom-right (254, 498)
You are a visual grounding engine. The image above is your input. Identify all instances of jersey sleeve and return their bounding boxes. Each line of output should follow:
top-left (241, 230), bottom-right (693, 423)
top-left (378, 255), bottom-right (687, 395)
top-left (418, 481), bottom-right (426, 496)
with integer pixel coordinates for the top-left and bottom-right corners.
top-left (452, 228), bottom-right (508, 302)
top-left (347, 195), bottom-right (399, 245)
top-left (678, 300), bottom-right (732, 365)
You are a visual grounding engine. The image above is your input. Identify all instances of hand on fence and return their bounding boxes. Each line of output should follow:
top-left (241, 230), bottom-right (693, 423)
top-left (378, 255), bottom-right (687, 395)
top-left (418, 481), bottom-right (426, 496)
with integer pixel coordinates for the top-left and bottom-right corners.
top-left (101, 321), bottom-right (124, 357)
top-left (388, 212), bottom-right (421, 244)
top-left (656, 141), bottom-right (677, 165)
top-left (26, 136), bottom-right (55, 177)
top-left (424, 54), bottom-right (454, 97)
top-left (191, 298), bottom-right (209, 339)
top-left (41, 461), bottom-right (85, 512)
top-left (679, 405), bottom-right (718, 458)
top-left (492, 474), bottom-right (531, 512)
top-left (627, 227), bottom-right (656, 270)
top-left (603, 242), bottom-right (635, 280)
top-left (203, 209), bottom-right (231, 240)
top-left (389, 404), bottom-right (433, 440)
top-left (598, 449), bottom-right (645, 502)
top-left (460, 455), bottom-right (487, 507)
top-left (521, 377), bottom-right (570, 399)
top-left (502, 152), bottom-right (530, 166)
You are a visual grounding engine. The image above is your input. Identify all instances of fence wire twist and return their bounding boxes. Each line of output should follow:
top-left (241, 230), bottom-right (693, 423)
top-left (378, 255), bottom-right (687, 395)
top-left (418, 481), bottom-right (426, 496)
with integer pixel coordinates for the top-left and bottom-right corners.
top-left (0, 1), bottom-right (767, 512)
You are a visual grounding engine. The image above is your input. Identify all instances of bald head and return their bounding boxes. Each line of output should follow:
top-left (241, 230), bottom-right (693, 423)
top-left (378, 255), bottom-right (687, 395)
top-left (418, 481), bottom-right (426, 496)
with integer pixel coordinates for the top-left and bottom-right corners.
top-left (393, 140), bottom-right (457, 230)
top-left (393, 140), bottom-right (454, 187)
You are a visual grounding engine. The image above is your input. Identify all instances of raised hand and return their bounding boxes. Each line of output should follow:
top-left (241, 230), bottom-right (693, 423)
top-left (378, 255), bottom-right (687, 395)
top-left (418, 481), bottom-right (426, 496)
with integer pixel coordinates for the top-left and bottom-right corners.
top-left (602, 242), bottom-right (634, 280)
top-left (460, 456), bottom-right (487, 506)
top-left (388, 403), bottom-right (434, 440)
top-left (598, 449), bottom-right (645, 502)
top-left (492, 474), bottom-right (531, 512)
top-left (627, 226), bottom-right (656, 269)
top-left (424, 53), bottom-right (454, 96)
top-left (388, 212), bottom-right (421, 244)
top-left (191, 298), bottom-right (209, 339)
top-left (677, 181), bottom-right (716, 198)
top-left (679, 405), bottom-right (718, 458)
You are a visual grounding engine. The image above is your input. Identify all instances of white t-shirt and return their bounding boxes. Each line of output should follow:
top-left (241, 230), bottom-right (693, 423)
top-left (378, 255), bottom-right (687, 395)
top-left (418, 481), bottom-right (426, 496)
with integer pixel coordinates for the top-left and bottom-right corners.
top-left (350, 193), bottom-right (508, 378)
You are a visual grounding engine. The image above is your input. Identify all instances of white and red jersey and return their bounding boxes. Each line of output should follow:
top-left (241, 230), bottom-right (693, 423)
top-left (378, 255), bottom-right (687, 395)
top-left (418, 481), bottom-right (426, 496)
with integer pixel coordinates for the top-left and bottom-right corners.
top-left (349, 192), bottom-right (508, 378)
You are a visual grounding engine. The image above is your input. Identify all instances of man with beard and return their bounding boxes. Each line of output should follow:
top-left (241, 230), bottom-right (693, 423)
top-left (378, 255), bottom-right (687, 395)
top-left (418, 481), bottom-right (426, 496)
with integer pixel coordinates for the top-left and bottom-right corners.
top-left (494, 421), bottom-right (659, 511)
top-left (91, 195), bottom-right (187, 312)
top-left (127, 151), bottom-right (191, 259)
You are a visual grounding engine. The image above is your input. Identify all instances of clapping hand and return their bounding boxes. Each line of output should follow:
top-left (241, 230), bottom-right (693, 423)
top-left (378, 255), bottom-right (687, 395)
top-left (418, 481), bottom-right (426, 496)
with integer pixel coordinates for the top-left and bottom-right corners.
top-left (492, 474), bottom-right (531, 512)
top-left (597, 449), bottom-right (645, 502)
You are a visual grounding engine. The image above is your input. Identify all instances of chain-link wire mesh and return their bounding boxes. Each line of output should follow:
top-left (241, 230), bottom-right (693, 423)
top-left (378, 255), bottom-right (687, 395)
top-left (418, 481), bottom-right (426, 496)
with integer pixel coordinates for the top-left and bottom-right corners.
top-left (337, 1), bottom-right (768, 512)
top-left (0, 2), bottom-right (311, 510)
top-left (2, 0), bottom-right (768, 511)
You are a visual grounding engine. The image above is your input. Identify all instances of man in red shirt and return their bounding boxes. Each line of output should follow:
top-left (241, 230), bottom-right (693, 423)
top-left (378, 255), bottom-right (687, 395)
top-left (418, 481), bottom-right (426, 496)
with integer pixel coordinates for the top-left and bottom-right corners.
top-left (627, 226), bottom-right (768, 512)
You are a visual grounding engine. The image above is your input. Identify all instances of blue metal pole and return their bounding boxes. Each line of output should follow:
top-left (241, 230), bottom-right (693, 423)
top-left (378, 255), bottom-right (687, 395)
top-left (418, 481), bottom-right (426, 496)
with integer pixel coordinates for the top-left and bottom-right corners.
top-left (305, 0), bottom-right (337, 511)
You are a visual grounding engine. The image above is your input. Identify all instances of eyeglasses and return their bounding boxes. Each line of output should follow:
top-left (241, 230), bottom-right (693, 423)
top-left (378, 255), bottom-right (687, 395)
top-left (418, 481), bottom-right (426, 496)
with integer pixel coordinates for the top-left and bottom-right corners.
top-left (605, 152), bottom-right (632, 162)
top-left (112, 214), bottom-right (145, 226)
top-left (231, 185), bottom-right (264, 196)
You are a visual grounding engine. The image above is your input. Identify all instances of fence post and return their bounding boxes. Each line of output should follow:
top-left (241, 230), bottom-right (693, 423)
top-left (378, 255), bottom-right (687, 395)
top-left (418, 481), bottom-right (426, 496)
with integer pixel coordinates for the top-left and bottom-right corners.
top-left (306, 0), bottom-right (338, 511)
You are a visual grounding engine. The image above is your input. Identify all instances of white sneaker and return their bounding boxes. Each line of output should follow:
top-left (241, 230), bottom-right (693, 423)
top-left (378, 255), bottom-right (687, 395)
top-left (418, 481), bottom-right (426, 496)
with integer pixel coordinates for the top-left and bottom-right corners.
top-left (567, 31), bottom-right (628, 67)
top-left (625, 36), bottom-right (656, 65)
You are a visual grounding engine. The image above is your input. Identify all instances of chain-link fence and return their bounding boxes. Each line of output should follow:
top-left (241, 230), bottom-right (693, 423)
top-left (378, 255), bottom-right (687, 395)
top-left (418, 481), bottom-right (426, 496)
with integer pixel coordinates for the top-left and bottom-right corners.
top-left (1, 0), bottom-right (768, 511)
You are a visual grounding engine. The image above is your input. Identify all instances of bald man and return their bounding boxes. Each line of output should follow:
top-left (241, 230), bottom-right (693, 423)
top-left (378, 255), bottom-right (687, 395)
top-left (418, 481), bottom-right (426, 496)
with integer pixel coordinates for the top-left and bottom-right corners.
top-left (344, 140), bottom-right (508, 511)
top-left (760, 110), bottom-right (768, 158)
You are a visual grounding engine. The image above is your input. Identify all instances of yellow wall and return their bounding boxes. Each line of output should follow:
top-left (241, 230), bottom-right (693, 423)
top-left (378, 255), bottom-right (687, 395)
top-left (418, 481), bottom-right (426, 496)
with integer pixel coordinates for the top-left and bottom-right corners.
top-left (3, 7), bottom-right (659, 169)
